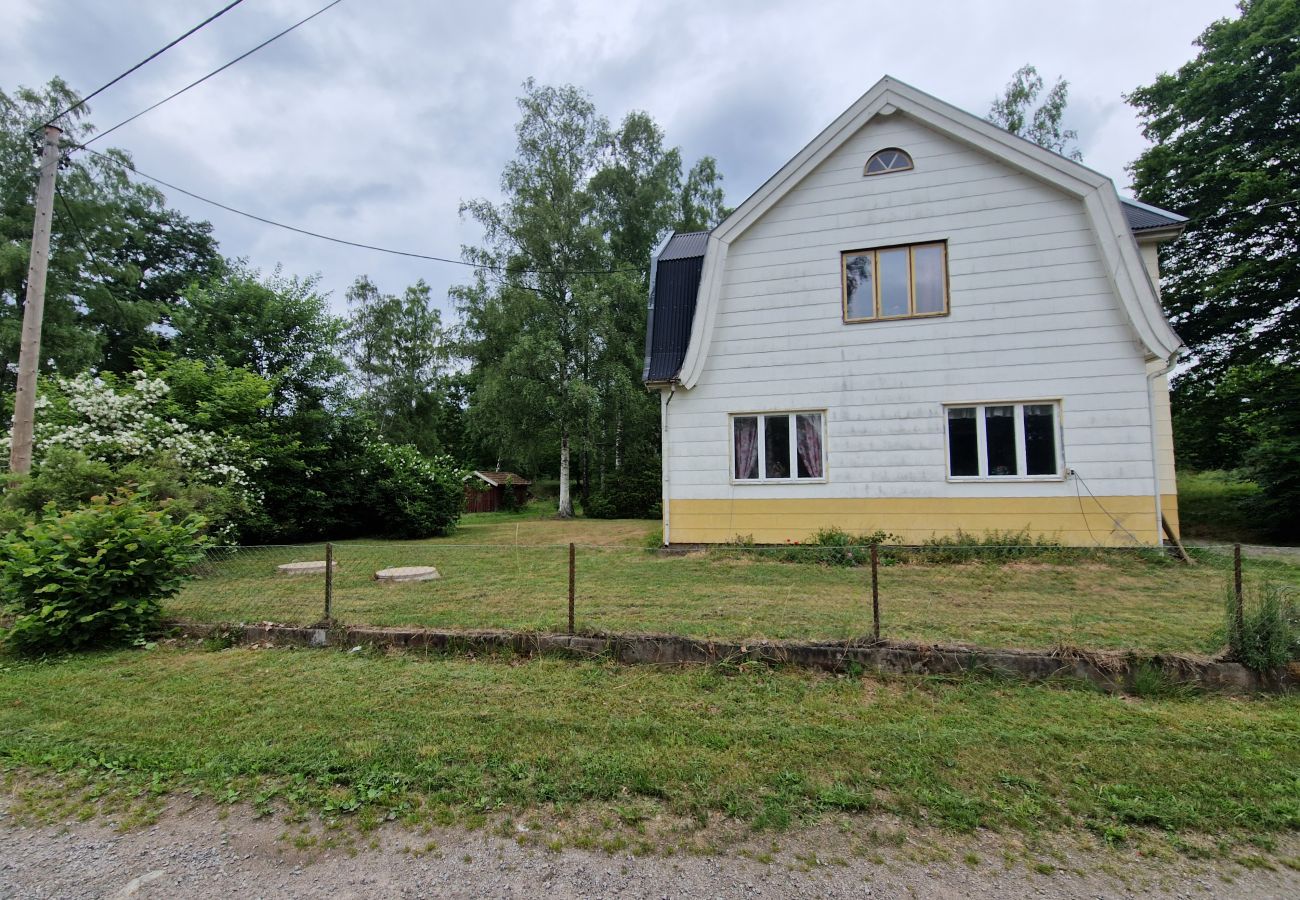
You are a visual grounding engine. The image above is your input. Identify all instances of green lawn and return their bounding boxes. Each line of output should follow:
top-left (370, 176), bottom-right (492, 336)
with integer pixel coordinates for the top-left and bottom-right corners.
top-left (1177, 470), bottom-right (1271, 544)
top-left (167, 507), bottom-right (1300, 655)
top-left (1, 646), bottom-right (1297, 849)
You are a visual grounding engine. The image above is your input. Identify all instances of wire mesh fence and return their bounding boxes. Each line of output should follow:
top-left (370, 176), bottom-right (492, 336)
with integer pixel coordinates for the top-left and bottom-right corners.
top-left (167, 539), bottom-right (1296, 655)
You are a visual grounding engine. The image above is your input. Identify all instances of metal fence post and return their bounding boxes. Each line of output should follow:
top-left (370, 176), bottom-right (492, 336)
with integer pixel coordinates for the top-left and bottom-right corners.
top-left (568, 542), bottom-right (576, 635)
top-left (1233, 543), bottom-right (1244, 639)
top-left (325, 542), bottom-right (334, 623)
top-left (871, 543), bottom-right (881, 642)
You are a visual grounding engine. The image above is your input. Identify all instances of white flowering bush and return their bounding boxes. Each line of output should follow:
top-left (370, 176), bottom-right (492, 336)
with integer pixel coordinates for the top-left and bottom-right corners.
top-left (1, 372), bottom-right (265, 541)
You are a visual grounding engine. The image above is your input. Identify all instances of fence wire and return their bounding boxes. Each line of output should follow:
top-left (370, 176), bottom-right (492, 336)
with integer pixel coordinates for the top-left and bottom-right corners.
top-left (166, 540), bottom-right (1295, 655)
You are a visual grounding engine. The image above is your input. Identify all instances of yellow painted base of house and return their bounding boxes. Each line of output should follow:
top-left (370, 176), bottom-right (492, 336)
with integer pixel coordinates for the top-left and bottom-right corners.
top-left (667, 495), bottom-right (1177, 547)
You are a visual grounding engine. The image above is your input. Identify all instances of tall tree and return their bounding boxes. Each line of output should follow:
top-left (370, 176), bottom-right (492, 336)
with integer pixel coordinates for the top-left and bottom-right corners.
top-left (1128, 0), bottom-right (1299, 389)
top-left (0, 79), bottom-right (220, 398)
top-left (1127, 0), bottom-right (1299, 536)
top-left (988, 64), bottom-right (1083, 160)
top-left (344, 276), bottom-right (455, 454)
top-left (455, 80), bottom-right (612, 517)
top-left (677, 156), bottom-right (733, 232)
top-left (173, 262), bottom-right (345, 416)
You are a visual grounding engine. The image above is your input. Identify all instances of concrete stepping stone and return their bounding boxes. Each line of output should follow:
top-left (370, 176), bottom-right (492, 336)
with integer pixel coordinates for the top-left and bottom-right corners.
top-left (374, 565), bottom-right (441, 583)
top-left (277, 560), bottom-right (336, 576)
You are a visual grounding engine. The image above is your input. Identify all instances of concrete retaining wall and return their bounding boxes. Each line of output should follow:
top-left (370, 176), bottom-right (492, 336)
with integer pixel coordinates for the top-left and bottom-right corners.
top-left (174, 622), bottom-right (1297, 695)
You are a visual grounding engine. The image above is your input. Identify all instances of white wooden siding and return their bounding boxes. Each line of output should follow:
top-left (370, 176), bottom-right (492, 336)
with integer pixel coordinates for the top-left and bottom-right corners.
top-left (667, 114), bottom-right (1157, 504)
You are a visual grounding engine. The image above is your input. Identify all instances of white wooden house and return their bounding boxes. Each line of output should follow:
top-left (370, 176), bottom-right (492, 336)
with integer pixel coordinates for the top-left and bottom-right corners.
top-left (642, 77), bottom-right (1186, 546)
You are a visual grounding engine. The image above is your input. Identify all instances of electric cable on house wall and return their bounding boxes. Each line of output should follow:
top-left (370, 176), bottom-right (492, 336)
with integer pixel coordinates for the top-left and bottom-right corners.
top-left (70, 145), bottom-right (646, 278)
top-left (83, 0), bottom-right (349, 148)
top-left (41, 0), bottom-right (248, 131)
top-left (1070, 468), bottom-right (1143, 546)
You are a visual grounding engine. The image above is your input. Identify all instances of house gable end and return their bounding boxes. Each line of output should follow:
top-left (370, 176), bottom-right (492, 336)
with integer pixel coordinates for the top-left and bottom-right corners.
top-left (675, 77), bottom-right (1182, 390)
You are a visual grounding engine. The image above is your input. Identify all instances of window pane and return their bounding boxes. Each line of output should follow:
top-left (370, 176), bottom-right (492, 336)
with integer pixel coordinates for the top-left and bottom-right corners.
top-left (1024, 404), bottom-right (1058, 475)
top-left (844, 253), bottom-right (874, 319)
top-left (878, 248), bottom-right (910, 317)
top-left (733, 416), bottom-right (759, 479)
top-left (764, 414), bottom-right (791, 479)
top-left (795, 413), bottom-right (824, 478)
top-left (947, 407), bottom-right (978, 477)
top-left (984, 406), bottom-right (1018, 476)
top-left (912, 245), bottom-right (945, 314)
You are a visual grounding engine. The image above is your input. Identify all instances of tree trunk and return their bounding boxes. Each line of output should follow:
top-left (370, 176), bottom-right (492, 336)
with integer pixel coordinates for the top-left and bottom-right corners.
top-left (557, 429), bottom-right (573, 518)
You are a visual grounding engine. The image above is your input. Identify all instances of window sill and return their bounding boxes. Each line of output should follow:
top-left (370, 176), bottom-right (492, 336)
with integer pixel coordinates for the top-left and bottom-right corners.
top-left (946, 475), bottom-right (1065, 483)
top-left (732, 478), bottom-right (829, 486)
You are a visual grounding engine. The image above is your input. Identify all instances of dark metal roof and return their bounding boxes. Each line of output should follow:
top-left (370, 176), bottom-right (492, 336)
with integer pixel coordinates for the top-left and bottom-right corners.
top-left (643, 232), bottom-right (707, 384)
top-left (658, 230), bottom-right (709, 260)
top-left (1122, 198), bottom-right (1188, 232)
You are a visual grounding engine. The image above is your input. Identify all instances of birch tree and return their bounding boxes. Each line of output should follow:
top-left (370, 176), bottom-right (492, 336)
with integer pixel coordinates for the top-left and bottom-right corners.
top-left (454, 80), bottom-right (610, 518)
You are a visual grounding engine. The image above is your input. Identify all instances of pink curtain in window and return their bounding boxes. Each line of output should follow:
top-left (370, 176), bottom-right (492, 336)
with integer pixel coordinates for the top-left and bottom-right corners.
top-left (797, 414), bottom-right (823, 478)
top-left (734, 418), bottom-right (758, 479)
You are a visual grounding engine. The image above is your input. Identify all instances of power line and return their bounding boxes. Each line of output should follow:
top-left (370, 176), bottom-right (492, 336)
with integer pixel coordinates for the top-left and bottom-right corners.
top-left (43, 1), bottom-right (247, 130)
top-left (74, 145), bottom-right (645, 278)
top-left (54, 186), bottom-right (134, 325)
top-left (85, 0), bottom-right (348, 148)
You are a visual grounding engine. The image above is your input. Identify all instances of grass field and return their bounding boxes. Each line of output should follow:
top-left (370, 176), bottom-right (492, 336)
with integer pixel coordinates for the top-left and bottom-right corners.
top-left (1177, 470), bottom-right (1272, 544)
top-left (166, 505), bottom-right (1300, 655)
top-left (2, 646), bottom-right (1298, 852)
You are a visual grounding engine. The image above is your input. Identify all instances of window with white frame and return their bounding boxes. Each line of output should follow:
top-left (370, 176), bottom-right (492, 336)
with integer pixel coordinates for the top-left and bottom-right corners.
top-left (732, 412), bottom-right (825, 481)
top-left (946, 402), bottom-right (1061, 479)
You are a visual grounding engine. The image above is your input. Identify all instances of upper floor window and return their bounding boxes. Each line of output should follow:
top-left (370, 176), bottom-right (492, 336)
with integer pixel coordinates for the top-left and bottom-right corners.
top-left (864, 147), bottom-right (913, 176)
top-left (842, 242), bottom-right (948, 322)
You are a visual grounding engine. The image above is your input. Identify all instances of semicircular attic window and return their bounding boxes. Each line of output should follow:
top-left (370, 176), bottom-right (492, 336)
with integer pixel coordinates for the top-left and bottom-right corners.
top-left (864, 148), bottom-right (913, 176)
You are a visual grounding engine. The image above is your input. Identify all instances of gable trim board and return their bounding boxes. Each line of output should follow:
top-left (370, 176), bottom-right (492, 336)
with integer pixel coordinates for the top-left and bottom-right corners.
top-left (648, 76), bottom-right (1185, 548)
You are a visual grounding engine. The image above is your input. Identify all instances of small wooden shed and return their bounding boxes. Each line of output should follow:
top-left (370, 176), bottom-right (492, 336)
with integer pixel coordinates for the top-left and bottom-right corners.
top-left (464, 471), bottom-right (531, 513)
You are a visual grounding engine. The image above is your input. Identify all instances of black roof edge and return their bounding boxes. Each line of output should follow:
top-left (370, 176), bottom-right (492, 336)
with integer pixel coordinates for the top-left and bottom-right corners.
top-left (641, 232), bottom-right (674, 384)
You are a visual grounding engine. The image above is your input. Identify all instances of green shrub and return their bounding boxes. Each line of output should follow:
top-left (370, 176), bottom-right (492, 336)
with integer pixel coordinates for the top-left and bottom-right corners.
top-left (2, 447), bottom-right (253, 542)
top-left (358, 442), bottom-right (464, 539)
top-left (719, 527), bottom-right (897, 566)
top-left (0, 492), bottom-right (208, 655)
top-left (499, 475), bottom-right (523, 513)
top-left (1225, 581), bottom-right (1299, 673)
top-left (585, 455), bottom-right (662, 520)
top-left (911, 529), bottom-right (1074, 564)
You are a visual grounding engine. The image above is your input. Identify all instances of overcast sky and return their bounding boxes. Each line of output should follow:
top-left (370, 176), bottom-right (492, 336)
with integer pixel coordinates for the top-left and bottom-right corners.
top-left (2, 0), bottom-right (1236, 318)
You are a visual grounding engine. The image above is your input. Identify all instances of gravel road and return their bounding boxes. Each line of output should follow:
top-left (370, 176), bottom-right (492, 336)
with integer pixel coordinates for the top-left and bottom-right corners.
top-left (3, 798), bottom-right (1298, 899)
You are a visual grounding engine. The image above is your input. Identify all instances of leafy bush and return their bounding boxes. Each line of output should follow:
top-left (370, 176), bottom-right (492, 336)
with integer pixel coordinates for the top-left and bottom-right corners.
top-left (0, 492), bottom-right (208, 655)
top-left (585, 457), bottom-right (662, 519)
top-left (911, 529), bottom-right (1075, 564)
top-left (1225, 580), bottom-right (1299, 673)
top-left (499, 475), bottom-right (523, 513)
top-left (2, 447), bottom-right (252, 540)
top-left (0, 372), bottom-right (263, 542)
top-left (720, 527), bottom-right (897, 566)
top-left (357, 442), bottom-right (464, 539)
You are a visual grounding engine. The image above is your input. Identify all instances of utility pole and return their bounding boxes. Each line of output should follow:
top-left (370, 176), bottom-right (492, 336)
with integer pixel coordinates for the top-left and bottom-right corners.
top-left (8, 124), bottom-right (61, 476)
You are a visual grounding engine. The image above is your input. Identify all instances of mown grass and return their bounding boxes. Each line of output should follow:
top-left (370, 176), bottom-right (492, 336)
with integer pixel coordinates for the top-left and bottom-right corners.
top-left (167, 506), bottom-right (1300, 655)
top-left (1, 646), bottom-right (1297, 846)
top-left (1177, 470), bottom-right (1269, 544)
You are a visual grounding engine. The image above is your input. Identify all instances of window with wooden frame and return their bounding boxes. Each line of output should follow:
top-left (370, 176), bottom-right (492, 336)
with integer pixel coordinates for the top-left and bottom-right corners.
top-left (731, 412), bottom-right (826, 482)
top-left (842, 242), bottom-right (948, 322)
top-left (864, 147), bottom-right (913, 175)
top-left (945, 401), bottom-right (1062, 480)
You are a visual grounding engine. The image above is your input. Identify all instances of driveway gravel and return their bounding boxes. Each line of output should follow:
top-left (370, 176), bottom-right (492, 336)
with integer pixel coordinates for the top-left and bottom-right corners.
top-left (2, 798), bottom-right (1298, 899)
